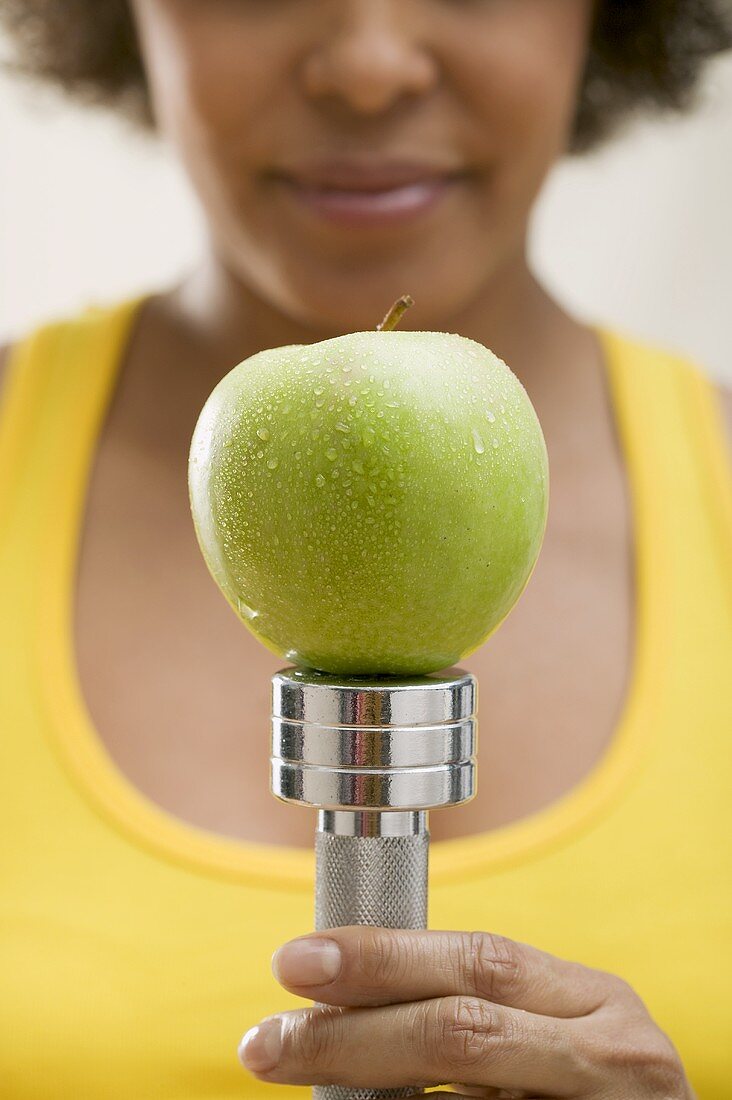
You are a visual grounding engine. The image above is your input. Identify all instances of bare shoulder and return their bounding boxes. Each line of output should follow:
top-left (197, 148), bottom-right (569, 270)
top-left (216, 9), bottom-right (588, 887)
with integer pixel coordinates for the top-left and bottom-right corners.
top-left (718, 382), bottom-right (732, 464)
top-left (0, 340), bottom-right (22, 402)
top-left (0, 343), bottom-right (10, 397)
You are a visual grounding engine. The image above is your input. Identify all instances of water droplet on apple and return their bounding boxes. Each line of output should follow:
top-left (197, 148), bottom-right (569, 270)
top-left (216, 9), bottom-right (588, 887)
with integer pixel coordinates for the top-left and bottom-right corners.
top-left (256, 427), bottom-right (270, 441)
top-left (326, 447), bottom-right (338, 461)
top-left (315, 474), bottom-right (326, 488)
top-left (352, 460), bottom-right (365, 475)
top-left (267, 457), bottom-right (279, 470)
top-left (236, 598), bottom-right (259, 621)
top-left (472, 429), bottom-right (485, 454)
top-left (335, 422), bottom-right (350, 433)
top-left (492, 438), bottom-right (500, 449)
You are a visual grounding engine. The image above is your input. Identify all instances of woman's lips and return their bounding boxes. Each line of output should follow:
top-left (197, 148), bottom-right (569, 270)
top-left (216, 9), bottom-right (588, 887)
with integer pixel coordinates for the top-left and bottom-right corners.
top-left (273, 174), bottom-right (464, 228)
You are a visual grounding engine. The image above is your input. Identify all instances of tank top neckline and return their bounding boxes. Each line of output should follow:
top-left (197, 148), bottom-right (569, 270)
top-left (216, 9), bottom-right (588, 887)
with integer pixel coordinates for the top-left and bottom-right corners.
top-left (37, 296), bottom-right (667, 890)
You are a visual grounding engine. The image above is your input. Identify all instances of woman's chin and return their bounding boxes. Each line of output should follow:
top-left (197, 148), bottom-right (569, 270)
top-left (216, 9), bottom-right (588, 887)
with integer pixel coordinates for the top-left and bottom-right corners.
top-left (252, 276), bottom-right (473, 336)
top-left (218, 238), bottom-right (492, 335)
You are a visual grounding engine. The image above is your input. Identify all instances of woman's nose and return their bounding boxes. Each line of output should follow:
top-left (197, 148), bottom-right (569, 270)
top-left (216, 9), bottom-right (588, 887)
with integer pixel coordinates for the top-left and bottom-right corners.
top-left (301, 0), bottom-right (438, 116)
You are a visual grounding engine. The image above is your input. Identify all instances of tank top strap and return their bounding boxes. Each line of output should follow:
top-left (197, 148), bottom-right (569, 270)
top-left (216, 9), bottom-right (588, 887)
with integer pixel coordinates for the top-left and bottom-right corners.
top-left (600, 329), bottom-right (732, 601)
top-left (0, 297), bottom-right (146, 539)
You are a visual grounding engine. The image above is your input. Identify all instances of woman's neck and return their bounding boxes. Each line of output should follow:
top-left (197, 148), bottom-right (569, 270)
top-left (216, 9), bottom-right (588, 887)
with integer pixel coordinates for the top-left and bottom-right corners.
top-left (148, 245), bottom-right (602, 452)
top-left (174, 246), bottom-right (580, 366)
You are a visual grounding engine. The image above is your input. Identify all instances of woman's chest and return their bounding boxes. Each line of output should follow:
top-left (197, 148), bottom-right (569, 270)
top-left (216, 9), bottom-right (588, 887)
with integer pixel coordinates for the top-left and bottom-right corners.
top-left (73, 424), bottom-right (634, 846)
top-left (3, 806), bottom-right (728, 1100)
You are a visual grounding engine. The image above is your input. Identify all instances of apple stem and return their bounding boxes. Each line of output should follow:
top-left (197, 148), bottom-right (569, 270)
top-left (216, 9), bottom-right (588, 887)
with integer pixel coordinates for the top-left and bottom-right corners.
top-left (377, 295), bottom-right (414, 331)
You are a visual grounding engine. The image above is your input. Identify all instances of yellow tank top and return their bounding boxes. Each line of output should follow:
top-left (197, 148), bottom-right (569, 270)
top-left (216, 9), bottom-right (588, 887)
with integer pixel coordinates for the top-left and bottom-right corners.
top-left (0, 297), bottom-right (730, 1099)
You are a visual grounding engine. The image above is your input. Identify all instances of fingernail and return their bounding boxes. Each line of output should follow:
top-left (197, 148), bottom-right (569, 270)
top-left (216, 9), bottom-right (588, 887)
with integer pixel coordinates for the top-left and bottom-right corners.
top-left (272, 936), bottom-right (342, 986)
top-left (238, 1017), bottom-right (282, 1073)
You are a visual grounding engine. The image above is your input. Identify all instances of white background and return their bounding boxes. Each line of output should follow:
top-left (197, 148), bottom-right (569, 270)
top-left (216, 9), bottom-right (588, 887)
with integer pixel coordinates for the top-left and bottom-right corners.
top-left (2, 52), bottom-right (731, 382)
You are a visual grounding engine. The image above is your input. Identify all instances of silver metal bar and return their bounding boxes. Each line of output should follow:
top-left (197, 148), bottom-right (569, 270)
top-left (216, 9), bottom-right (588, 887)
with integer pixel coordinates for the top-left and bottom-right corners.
top-left (270, 666), bottom-right (478, 1100)
top-left (313, 810), bottom-right (429, 1100)
top-left (319, 810), bottom-right (426, 837)
top-left (272, 758), bottom-right (474, 811)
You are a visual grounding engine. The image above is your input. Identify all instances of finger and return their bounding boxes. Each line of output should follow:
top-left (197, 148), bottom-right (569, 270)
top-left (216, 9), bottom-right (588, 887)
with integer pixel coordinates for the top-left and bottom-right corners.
top-left (271, 926), bottom-right (615, 1017)
top-left (432, 1093), bottom-right (525, 1099)
top-left (446, 1087), bottom-right (525, 1099)
top-left (445, 1089), bottom-right (529, 1099)
top-left (238, 996), bottom-right (593, 1096)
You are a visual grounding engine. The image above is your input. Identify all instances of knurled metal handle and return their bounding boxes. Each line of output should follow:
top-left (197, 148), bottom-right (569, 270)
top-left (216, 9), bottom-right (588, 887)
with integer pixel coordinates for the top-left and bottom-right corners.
top-left (269, 668), bottom-right (477, 1100)
top-left (313, 827), bottom-right (428, 1100)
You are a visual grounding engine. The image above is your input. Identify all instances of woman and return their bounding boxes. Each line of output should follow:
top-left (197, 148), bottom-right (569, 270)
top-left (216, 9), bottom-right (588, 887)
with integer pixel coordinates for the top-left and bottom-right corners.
top-left (1, 1), bottom-right (730, 1097)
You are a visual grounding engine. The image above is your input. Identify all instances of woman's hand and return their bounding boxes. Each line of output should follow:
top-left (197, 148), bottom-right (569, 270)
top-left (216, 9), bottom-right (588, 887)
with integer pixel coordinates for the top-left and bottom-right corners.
top-left (237, 926), bottom-right (693, 1098)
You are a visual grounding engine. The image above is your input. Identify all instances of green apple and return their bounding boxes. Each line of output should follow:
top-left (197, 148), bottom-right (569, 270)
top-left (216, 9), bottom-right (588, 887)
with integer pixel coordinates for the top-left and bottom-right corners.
top-left (189, 298), bottom-right (548, 675)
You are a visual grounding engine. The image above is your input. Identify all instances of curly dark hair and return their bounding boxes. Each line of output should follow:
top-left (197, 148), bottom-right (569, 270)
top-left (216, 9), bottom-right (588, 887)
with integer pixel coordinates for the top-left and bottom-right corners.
top-left (1, 0), bottom-right (730, 151)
